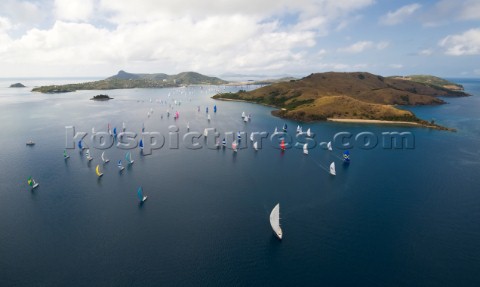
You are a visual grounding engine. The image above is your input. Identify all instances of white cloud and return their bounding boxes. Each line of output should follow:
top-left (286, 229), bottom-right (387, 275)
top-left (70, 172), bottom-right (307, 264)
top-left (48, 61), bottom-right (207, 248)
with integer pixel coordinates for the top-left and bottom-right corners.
top-left (419, 49), bottom-right (433, 56)
top-left (0, 17), bottom-right (12, 31)
top-left (0, 0), bottom-right (377, 76)
top-left (55, 0), bottom-right (94, 22)
top-left (380, 3), bottom-right (421, 25)
top-left (439, 28), bottom-right (480, 55)
top-left (337, 41), bottom-right (389, 53)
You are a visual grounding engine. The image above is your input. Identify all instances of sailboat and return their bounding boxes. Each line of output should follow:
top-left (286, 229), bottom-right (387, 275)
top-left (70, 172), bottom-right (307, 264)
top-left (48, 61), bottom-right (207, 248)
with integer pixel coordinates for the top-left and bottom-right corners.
top-left (280, 139), bottom-right (286, 151)
top-left (306, 128), bottom-right (311, 137)
top-left (27, 177), bottom-right (39, 189)
top-left (122, 122), bottom-right (126, 132)
top-left (203, 128), bottom-right (208, 137)
top-left (95, 164), bottom-right (103, 177)
top-left (86, 149), bottom-right (93, 161)
top-left (117, 160), bottom-right (125, 171)
top-left (207, 114), bottom-right (211, 121)
top-left (108, 123), bottom-right (112, 135)
top-left (282, 123), bottom-right (287, 132)
top-left (126, 151), bottom-right (134, 164)
top-left (206, 107), bottom-right (209, 113)
top-left (142, 122), bottom-right (145, 133)
top-left (232, 140), bottom-right (238, 152)
top-left (253, 141), bottom-right (259, 151)
top-left (343, 150), bottom-right (350, 163)
top-left (92, 127), bottom-right (95, 134)
top-left (186, 122), bottom-right (190, 131)
top-left (241, 111), bottom-right (246, 118)
top-left (303, 143), bottom-right (308, 155)
top-left (222, 138), bottom-right (226, 147)
top-left (78, 140), bottom-right (85, 150)
top-left (270, 203), bottom-right (282, 240)
top-left (274, 127), bottom-right (278, 133)
top-left (137, 186), bottom-right (148, 202)
top-left (237, 131), bottom-right (241, 141)
top-left (243, 116), bottom-right (248, 122)
top-left (101, 151), bottom-right (109, 163)
top-left (327, 141), bottom-right (332, 151)
top-left (250, 133), bottom-right (254, 142)
top-left (296, 125), bottom-right (302, 133)
top-left (64, 149), bottom-right (70, 159)
top-left (330, 162), bottom-right (336, 176)
top-left (113, 127), bottom-right (117, 137)
top-left (213, 105), bottom-right (217, 113)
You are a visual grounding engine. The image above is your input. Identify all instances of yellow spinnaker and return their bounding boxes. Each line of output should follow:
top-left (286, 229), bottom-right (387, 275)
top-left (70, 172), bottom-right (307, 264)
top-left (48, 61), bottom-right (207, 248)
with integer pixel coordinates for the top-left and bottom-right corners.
top-left (96, 165), bottom-right (102, 177)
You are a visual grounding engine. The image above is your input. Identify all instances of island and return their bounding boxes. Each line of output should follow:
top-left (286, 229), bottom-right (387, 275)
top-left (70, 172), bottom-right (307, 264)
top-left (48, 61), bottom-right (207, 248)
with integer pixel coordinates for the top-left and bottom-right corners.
top-left (32, 70), bottom-right (228, 93)
top-left (212, 72), bottom-right (470, 130)
top-left (90, 94), bottom-right (113, 101)
top-left (10, 83), bottom-right (26, 88)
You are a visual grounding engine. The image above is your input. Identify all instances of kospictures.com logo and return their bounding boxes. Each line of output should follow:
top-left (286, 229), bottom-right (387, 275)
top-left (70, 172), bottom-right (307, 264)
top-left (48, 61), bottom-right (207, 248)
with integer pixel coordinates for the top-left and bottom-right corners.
top-left (65, 125), bottom-right (414, 155)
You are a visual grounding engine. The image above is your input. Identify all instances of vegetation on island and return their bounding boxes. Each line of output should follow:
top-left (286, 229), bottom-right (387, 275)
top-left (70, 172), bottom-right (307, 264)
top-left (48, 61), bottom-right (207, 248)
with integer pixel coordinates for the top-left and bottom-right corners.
top-left (388, 75), bottom-right (465, 92)
top-left (10, 83), bottom-right (26, 88)
top-left (90, 94), bottom-right (113, 100)
top-left (213, 72), bottom-right (469, 130)
top-left (32, 70), bottom-right (228, 93)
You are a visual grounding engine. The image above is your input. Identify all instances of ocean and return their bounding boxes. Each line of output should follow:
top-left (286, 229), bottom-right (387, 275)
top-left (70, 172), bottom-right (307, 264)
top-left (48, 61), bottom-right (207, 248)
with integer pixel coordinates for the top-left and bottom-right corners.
top-left (0, 78), bottom-right (479, 286)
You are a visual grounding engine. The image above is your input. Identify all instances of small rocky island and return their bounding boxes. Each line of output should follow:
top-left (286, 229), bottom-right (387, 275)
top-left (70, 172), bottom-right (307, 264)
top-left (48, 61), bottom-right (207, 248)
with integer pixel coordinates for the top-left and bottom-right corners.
top-left (10, 83), bottom-right (26, 88)
top-left (90, 94), bottom-right (113, 101)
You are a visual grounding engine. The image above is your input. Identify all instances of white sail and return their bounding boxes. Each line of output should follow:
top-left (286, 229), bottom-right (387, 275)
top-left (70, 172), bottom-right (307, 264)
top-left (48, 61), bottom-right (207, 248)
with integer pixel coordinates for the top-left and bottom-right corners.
top-left (303, 143), bottom-right (308, 155)
top-left (330, 162), bottom-right (336, 175)
top-left (253, 141), bottom-right (258, 150)
top-left (274, 127), bottom-right (278, 133)
top-left (242, 111), bottom-right (246, 118)
top-left (122, 122), bottom-right (126, 131)
top-left (250, 133), bottom-right (254, 141)
top-left (270, 203), bottom-right (282, 240)
top-left (203, 128), bottom-right (208, 137)
top-left (244, 116), bottom-right (248, 122)
top-left (307, 128), bottom-right (311, 137)
top-left (207, 114), bottom-right (211, 121)
top-left (101, 151), bottom-right (109, 163)
top-left (327, 141), bottom-right (332, 151)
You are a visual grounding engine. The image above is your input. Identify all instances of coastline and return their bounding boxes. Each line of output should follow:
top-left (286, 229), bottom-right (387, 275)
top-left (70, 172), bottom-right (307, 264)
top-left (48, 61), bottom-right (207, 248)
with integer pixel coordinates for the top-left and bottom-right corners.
top-left (327, 118), bottom-right (420, 126)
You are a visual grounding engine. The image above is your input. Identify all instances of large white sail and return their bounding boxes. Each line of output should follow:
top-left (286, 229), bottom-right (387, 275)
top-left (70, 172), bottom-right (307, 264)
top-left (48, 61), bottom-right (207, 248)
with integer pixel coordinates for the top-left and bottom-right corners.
top-left (270, 203), bottom-right (282, 240)
top-left (327, 141), bottom-right (332, 151)
top-left (330, 162), bottom-right (336, 175)
top-left (303, 143), bottom-right (308, 155)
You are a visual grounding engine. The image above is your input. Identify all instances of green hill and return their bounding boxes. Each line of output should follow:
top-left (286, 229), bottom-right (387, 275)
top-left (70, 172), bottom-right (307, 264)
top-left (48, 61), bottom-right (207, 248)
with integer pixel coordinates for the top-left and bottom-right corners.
top-left (32, 71), bottom-right (228, 93)
top-left (212, 72), bottom-right (470, 130)
top-left (389, 75), bottom-right (464, 91)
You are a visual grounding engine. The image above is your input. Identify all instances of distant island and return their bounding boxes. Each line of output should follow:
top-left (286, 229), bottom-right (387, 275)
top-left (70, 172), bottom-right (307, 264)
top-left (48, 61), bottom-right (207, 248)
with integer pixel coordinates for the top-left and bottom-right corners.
top-left (90, 94), bottom-right (113, 101)
top-left (10, 83), bottom-right (26, 88)
top-left (212, 72), bottom-right (470, 130)
top-left (32, 70), bottom-right (228, 93)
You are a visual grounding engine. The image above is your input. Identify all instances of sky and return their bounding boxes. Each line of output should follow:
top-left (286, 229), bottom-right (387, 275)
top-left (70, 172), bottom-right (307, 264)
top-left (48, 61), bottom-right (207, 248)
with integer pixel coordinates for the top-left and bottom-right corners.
top-left (0, 0), bottom-right (479, 78)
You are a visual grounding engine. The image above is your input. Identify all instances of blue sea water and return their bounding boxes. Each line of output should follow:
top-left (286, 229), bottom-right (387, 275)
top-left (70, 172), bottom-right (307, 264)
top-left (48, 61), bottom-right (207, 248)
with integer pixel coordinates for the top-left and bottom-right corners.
top-left (0, 78), bottom-right (479, 286)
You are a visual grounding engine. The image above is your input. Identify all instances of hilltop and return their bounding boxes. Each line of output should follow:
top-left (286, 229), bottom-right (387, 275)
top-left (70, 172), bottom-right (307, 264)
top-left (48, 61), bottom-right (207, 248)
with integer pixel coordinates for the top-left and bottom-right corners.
top-left (32, 71), bottom-right (228, 93)
top-left (389, 75), bottom-right (464, 91)
top-left (212, 72), bottom-right (470, 130)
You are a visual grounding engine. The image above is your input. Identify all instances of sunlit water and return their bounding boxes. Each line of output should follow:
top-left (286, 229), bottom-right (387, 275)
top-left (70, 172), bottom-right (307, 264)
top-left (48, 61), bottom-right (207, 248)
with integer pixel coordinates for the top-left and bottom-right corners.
top-left (0, 78), bottom-right (479, 286)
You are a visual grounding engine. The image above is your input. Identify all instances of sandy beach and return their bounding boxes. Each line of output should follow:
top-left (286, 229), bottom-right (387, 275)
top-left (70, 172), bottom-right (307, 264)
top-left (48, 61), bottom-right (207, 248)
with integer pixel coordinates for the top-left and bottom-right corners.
top-left (327, 118), bottom-right (421, 126)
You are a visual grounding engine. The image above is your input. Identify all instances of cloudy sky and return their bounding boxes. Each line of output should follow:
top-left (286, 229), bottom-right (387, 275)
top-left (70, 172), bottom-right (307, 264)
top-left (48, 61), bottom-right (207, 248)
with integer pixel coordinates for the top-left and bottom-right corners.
top-left (0, 0), bottom-right (479, 78)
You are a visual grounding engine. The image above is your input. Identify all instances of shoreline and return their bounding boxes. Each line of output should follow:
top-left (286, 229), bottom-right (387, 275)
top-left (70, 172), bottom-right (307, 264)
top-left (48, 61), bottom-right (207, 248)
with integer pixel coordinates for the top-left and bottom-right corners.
top-left (327, 118), bottom-right (420, 126)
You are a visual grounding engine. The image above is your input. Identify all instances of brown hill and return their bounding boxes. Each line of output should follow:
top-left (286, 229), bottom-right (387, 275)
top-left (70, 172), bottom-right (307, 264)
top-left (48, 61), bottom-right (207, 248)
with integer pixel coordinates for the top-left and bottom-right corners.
top-left (212, 72), bottom-right (469, 130)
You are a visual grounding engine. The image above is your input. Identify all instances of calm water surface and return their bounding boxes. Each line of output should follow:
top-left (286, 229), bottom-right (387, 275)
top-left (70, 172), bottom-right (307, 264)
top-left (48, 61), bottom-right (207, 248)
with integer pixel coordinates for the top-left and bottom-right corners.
top-left (0, 78), bottom-right (479, 286)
